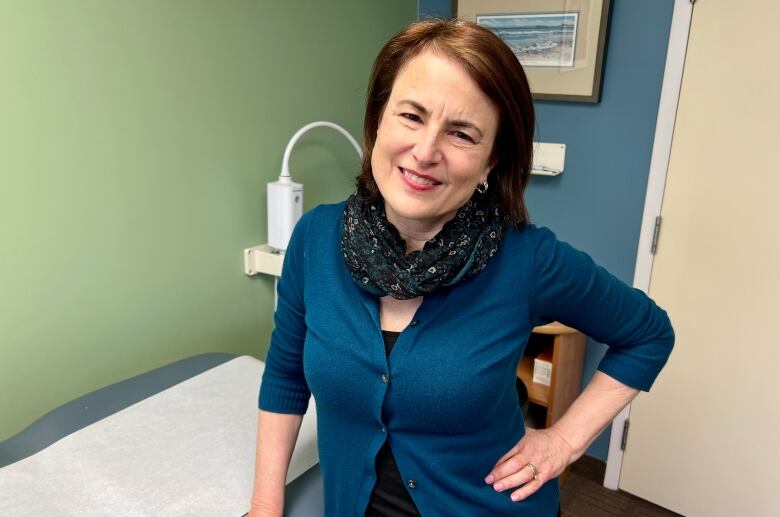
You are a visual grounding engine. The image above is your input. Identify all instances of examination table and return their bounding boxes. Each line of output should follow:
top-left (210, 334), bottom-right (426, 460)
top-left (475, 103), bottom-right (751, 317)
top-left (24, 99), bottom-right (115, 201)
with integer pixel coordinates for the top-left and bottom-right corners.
top-left (0, 353), bottom-right (324, 516)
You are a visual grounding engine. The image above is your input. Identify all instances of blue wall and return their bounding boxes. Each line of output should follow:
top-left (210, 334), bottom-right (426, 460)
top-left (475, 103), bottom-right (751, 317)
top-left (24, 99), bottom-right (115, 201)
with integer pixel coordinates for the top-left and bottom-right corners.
top-left (419, 0), bottom-right (453, 19)
top-left (419, 0), bottom-right (675, 460)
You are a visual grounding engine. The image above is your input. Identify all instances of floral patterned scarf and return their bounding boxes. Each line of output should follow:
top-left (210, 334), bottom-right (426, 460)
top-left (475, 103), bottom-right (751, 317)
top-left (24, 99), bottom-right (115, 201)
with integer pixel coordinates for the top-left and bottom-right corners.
top-left (341, 188), bottom-right (508, 300)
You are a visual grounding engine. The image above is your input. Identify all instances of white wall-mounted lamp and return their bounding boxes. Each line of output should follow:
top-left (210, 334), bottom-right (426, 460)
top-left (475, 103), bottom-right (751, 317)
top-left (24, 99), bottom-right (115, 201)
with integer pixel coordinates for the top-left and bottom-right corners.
top-left (267, 121), bottom-right (363, 253)
top-left (245, 121), bottom-right (362, 278)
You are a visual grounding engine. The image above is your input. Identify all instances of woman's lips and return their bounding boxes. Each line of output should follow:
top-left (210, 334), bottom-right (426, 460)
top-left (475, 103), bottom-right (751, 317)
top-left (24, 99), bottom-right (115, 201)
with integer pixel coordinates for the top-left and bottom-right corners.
top-left (399, 167), bottom-right (442, 191)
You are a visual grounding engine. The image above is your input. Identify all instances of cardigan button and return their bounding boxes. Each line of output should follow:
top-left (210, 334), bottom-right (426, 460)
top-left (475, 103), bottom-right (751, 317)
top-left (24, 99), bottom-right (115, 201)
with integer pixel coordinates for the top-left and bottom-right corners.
top-left (410, 320), bottom-right (419, 327)
top-left (381, 373), bottom-right (389, 383)
top-left (407, 479), bottom-right (417, 489)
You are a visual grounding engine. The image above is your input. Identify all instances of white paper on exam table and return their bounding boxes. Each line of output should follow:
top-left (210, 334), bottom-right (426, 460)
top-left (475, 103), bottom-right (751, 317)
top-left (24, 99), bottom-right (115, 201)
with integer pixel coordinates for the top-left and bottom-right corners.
top-left (0, 356), bottom-right (319, 517)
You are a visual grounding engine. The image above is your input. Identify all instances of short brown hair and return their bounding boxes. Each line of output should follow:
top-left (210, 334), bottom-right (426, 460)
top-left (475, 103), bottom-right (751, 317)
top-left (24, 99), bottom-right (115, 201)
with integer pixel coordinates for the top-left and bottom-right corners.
top-left (357, 19), bottom-right (535, 224)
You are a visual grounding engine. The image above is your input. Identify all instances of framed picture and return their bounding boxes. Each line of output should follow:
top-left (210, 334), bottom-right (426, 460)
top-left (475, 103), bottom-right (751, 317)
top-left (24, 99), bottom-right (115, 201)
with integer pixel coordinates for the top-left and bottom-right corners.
top-left (456, 0), bottom-right (611, 103)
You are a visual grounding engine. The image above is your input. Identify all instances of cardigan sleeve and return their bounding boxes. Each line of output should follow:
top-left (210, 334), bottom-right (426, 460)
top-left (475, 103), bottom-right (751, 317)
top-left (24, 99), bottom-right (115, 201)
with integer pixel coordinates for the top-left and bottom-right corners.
top-left (530, 226), bottom-right (674, 391)
top-left (257, 209), bottom-right (313, 414)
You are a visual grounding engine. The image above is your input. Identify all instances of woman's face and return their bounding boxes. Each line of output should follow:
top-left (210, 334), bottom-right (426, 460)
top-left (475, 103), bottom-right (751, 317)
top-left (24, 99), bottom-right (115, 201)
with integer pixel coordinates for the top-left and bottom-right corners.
top-left (371, 50), bottom-right (499, 230)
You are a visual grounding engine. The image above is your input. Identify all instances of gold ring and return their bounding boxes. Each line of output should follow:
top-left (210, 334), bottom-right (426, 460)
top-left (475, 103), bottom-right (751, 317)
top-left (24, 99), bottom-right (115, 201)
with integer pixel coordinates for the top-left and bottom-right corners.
top-left (525, 463), bottom-right (539, 480)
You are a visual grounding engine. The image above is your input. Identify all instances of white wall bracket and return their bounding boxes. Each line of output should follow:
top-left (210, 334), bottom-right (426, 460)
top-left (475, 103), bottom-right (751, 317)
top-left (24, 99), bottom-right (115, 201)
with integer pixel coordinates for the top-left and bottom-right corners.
top-left (531, 142), bottom-right (566, 176)
top-left (244, 244), bottom-right (283, 277)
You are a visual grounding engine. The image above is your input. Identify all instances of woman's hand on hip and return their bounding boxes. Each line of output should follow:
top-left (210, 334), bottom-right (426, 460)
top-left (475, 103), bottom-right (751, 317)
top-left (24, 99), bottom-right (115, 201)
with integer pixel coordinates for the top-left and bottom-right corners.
top-left (484, 427), bottom-right (578, 502)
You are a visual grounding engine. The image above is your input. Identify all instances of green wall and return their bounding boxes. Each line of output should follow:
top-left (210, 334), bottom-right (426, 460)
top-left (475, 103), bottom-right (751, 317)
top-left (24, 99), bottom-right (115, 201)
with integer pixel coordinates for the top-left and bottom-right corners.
top-left (0, 0), bottom-right (417, 441)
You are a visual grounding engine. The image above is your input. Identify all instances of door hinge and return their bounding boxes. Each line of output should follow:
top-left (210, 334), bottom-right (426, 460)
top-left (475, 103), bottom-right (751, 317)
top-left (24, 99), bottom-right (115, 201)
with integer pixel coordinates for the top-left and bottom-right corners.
top-left (651, 216), bottom-right (662, 254)
top-left (621, 420), bottom-right (630, 451)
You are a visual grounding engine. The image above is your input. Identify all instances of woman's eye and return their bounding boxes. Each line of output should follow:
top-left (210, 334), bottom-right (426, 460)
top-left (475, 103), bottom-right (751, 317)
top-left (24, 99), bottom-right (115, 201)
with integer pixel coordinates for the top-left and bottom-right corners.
top-left (453, 131), bottom-right (475, 143)
top-left (400, 113), bottom-right (421, 123)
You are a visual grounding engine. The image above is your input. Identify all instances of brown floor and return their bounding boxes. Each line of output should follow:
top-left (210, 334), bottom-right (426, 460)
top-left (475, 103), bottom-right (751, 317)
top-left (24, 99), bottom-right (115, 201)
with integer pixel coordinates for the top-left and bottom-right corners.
top-left (560, 456), bottom-right (683, 517)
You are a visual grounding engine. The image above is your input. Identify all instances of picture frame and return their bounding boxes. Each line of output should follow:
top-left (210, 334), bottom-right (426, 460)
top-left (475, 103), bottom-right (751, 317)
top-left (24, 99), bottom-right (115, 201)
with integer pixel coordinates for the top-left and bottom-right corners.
top-left (456, 0), bottom-right (612, 103)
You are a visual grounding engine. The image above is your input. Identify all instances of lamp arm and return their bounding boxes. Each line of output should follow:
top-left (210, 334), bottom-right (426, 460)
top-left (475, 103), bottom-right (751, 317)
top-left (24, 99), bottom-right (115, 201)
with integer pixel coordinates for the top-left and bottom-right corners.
top-left (280, 121), bottom-right (363, 181)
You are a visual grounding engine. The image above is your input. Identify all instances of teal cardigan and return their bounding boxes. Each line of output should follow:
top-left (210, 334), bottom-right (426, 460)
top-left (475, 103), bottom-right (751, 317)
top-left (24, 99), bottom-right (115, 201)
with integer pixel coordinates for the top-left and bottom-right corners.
top-left (259, 202), bottom-right (674, 516)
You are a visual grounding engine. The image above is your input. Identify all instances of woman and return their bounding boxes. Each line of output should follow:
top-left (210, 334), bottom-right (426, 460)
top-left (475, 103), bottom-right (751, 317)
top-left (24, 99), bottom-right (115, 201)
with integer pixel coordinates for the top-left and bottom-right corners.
top-left (250, 19), bottom-right (674, 517)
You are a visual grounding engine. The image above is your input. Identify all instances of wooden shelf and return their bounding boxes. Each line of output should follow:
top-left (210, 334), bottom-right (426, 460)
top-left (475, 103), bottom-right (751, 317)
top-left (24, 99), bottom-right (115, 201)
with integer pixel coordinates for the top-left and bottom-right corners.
top-left (516, 322), bottom-right (586, 428)
top-left (517, 322), bottom-right (586, 485)
top-left (532, 322), bottom-right (580, 335)
top-left (517, 355), bottom-right (550, 406)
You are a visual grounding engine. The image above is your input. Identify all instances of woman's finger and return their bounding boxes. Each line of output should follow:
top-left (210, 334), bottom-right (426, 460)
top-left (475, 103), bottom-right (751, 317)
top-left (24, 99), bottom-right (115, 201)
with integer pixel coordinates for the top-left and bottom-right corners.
top-left (490, 460), bottom-right (538, 492)
top-left (493, 442), bottom-right (522, 467)
top-left (486, 453), bottom-right (533, 485)
top-left (509, 477), bottom-right (545, 502)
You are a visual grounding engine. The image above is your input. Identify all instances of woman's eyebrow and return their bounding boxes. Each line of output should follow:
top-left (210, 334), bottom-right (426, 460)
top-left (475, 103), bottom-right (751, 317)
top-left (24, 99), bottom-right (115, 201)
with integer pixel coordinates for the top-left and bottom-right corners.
top-left (397, 99), bottom-right (484, 138)
top-left (397, 99), bottom-right (429, 114)
top-left (450, 120), bottom-right (483, 139)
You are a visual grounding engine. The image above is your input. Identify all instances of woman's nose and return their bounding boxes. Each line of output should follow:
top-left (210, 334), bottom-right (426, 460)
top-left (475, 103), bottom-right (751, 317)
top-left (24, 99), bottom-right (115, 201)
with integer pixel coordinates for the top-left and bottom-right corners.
top-left (412, 128), bottom-right (442, 166)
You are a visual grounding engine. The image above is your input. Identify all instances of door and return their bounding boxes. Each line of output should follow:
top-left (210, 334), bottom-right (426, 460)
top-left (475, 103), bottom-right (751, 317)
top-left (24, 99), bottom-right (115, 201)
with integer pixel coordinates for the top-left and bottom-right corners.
top-left (619, 1), bottom-right (780, 516)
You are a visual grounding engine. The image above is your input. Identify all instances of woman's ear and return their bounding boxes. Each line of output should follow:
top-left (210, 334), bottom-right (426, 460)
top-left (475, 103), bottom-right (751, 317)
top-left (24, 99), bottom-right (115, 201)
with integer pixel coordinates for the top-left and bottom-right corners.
top-left (486, 154), bottom-right (499, 174)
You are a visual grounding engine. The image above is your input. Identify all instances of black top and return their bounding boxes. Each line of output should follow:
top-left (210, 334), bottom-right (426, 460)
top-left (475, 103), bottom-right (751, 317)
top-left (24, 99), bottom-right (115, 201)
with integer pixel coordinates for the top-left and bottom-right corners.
top-left (365, 331), bottom-right (421, 517)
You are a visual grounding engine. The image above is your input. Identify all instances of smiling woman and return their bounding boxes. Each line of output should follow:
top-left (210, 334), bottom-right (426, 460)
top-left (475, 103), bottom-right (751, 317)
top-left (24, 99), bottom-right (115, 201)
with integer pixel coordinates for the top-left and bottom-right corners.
top-left (358, 20), bottom-right (536, 227)
top-left (251, 19), bottom-right (674, 517)
top-left (370, 50), bottom-right (498, 233)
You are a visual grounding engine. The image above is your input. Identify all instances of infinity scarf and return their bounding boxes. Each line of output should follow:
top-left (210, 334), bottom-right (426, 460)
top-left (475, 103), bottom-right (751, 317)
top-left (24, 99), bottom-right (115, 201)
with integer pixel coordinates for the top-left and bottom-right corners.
top-left (341, 189), bottom-right (508, 300)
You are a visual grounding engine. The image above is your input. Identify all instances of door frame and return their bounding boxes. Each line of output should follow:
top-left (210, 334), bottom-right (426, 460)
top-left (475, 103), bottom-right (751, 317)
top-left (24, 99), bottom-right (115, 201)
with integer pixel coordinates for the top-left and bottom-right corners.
top-left (603, 0), bottom-right (694, 490)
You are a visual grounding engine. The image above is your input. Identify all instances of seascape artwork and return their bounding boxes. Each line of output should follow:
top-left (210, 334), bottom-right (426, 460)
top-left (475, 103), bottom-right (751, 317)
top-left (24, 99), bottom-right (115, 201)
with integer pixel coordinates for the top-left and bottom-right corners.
top-left (477, 13), bottom-right (578, 67)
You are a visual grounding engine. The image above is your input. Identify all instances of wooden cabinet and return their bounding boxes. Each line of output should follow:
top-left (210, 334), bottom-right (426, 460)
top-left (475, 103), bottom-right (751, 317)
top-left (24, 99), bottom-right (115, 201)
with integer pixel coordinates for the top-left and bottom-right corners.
top-left (516, 322), bottom-right (586, 428)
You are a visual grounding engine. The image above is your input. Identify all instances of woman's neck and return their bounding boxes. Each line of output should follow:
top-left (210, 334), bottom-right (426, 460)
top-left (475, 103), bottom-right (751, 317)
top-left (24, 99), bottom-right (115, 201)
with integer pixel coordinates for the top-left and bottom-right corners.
top-left (385, 207), bottom-right (456, 253)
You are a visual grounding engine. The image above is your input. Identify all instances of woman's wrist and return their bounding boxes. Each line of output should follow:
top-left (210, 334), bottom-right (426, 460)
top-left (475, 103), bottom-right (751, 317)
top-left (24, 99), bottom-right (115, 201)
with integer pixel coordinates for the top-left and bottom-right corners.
top-left (547, 423), bottom-right (586, 465)
top-left (248, 493), bottom-right (284, 517)
top-left (548, 371), bottom-right (640, 463)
